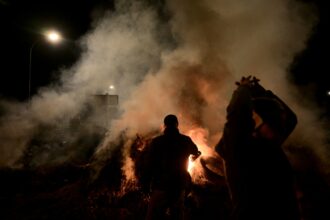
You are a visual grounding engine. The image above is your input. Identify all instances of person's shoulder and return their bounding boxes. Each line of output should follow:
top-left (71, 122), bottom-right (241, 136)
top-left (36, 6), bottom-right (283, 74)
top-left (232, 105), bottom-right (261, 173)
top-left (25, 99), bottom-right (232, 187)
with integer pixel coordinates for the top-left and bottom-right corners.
top-left (151, 134), bottom-right (165, 143)
top-left (179, 134), bottom-right (198, 151)
top-left (179, 133), bottom-right (193, 142)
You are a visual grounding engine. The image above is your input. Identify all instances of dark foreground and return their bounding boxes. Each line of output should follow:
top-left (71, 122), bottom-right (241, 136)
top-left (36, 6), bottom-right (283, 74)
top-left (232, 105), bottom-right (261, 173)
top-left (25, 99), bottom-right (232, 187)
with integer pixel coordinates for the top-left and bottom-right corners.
top-left (0, 162), bottom-right (329, 220)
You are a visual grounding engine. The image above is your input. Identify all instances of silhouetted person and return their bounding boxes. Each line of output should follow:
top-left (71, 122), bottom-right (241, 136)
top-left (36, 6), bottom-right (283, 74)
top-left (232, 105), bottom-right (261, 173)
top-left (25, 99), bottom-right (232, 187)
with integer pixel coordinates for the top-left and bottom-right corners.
top-left (145, 114), bottom-right (201, 220)
top-left (216, 76), bottom-right (301, 220)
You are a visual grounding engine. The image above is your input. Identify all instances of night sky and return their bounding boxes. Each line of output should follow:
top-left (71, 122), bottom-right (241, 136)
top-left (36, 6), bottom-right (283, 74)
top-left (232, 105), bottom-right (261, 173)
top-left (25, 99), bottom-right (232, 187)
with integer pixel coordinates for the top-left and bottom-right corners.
top-left (0, 0), bottom-right (114, 100)
top-left (0, 0), bottom-right (329, 113)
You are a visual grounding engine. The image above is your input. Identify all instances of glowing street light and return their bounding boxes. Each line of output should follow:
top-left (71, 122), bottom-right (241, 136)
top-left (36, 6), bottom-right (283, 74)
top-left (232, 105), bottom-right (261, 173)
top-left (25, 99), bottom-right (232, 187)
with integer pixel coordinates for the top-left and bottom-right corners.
top-left (107, 84), bottom-right (116, 95)
top-left (45, 30), bottom-right (62, 43)
top-left (28, 30), bottom-right (62, 101)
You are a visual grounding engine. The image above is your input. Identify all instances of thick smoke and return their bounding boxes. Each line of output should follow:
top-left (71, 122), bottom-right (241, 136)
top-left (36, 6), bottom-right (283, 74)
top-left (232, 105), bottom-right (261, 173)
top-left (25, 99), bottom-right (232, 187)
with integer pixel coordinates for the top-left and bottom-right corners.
top-left (0, 0), bottom-right (328, 180)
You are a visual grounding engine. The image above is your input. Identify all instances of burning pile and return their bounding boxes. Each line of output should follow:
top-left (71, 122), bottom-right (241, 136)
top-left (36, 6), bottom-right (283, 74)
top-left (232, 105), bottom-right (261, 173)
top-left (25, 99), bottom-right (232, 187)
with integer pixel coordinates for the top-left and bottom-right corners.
top-left (96, 128), bottom-right (231, 218)
top-left (127, 129), bottom-right (226, 188)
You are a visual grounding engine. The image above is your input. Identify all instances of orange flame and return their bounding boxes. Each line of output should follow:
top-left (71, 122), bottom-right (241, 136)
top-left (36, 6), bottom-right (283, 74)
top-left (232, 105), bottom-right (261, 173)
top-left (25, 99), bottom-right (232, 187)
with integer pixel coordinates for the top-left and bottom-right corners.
top-left (186, 128), bottom-right (210, 174)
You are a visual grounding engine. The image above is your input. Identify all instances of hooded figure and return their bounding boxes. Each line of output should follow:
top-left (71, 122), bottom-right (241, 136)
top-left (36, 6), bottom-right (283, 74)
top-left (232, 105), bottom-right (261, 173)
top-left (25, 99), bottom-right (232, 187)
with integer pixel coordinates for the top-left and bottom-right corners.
top-left (216, 76), bottom-right (300, 220)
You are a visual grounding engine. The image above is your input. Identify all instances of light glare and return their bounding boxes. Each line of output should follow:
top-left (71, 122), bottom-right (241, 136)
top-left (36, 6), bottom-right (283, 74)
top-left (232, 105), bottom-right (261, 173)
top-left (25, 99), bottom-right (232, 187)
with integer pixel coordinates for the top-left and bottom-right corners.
top-left (46, 31), bottom-right (61, 43)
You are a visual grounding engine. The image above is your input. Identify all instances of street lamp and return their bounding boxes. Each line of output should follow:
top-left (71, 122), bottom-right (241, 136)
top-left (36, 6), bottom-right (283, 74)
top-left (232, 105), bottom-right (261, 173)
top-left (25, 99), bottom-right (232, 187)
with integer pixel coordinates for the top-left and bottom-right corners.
top-left (28, 30), bottom-right (62, 101)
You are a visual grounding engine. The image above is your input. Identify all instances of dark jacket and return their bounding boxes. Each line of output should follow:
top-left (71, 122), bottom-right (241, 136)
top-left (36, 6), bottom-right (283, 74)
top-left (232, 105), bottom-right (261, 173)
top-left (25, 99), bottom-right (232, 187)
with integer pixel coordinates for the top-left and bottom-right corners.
top-left (146, 127), bottom-right (199, 192)
top-left (216, 85), bottom-right (300, 220)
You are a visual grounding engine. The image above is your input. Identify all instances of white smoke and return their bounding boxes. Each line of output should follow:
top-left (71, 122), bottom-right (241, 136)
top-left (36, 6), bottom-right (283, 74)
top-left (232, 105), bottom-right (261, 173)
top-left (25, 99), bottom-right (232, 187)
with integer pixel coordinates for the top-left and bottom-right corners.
top-left (0, 0), bottom-right (328, 178)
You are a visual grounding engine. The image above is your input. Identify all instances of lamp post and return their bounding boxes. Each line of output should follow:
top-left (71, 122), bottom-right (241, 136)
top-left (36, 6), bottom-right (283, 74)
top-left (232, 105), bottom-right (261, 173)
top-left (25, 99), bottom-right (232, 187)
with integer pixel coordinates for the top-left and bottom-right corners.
top-left (28, 30), bottom-right (62, 101)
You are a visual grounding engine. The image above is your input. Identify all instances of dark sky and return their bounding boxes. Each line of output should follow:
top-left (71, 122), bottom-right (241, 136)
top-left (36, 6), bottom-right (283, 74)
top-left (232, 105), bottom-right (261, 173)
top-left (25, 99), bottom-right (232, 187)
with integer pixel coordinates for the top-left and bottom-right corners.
top-left (0, 0), bottom-right (113, 100)
top-left (0, 0), bottom-right (329, 114)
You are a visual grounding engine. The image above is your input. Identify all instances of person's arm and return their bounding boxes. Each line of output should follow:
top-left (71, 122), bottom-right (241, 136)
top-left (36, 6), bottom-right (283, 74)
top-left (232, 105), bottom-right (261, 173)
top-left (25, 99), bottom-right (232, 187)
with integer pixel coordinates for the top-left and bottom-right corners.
top-left (220, 76), bottom-right (256, 159)
top-left (249, 78), bottom-right (297, 142)
top-left (264, 90), bottom-right (298, 141)
top-left (186, 137), bottom-right (201, 160)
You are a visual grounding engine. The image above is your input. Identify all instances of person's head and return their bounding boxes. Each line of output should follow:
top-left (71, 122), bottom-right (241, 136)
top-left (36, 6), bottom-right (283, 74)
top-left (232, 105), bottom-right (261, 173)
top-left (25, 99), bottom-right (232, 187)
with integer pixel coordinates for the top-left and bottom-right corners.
top-left (252, 98), bottom-right (287, 142)
top-left (164, 114), bottom-right (179, 128)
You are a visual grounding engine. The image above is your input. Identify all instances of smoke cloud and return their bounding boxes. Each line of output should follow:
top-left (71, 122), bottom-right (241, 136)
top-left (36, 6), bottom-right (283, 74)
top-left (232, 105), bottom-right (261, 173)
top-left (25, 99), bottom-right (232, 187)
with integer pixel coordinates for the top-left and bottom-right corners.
top-left (0, 0), bottom-right (328, 180)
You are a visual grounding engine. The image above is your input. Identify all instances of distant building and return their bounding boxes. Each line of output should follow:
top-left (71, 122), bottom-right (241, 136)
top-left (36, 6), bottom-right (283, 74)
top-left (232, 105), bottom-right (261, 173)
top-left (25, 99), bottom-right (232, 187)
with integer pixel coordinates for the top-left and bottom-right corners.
top-left (90, 94), bottom-right (119, 129)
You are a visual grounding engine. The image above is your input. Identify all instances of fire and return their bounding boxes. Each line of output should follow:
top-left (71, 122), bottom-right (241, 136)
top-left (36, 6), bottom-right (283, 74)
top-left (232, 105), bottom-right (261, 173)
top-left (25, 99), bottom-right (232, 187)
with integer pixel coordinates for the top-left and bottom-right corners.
top-left (188, 155), bottom-right (196, 173)
top-left (186, 128), bottom-right (210, 174)
top-left (185, 127), bottom-right (225, 186)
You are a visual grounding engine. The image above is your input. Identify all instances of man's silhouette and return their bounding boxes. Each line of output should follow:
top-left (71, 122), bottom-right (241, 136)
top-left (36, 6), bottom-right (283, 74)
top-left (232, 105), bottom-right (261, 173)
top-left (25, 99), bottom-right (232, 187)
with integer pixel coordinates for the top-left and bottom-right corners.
top-left (145, 114), bottom-right (200, 220)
